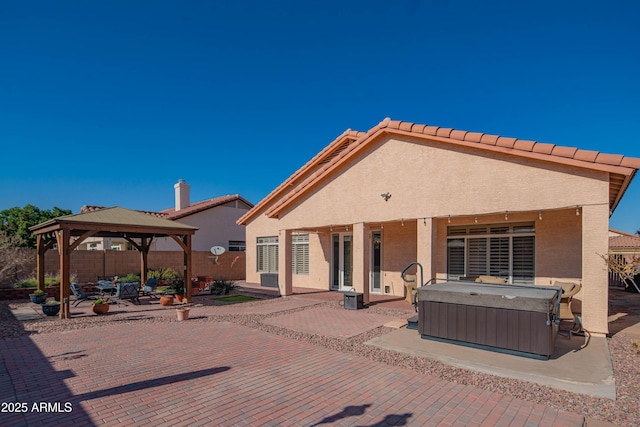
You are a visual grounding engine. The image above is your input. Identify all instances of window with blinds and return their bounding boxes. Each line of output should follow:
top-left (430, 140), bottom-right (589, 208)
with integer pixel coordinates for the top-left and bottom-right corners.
top-left (292, 234), bottom-right (309, 275)
top-left (228, 240), bottom-right (246, 252)
top-left (446, 223), bottom-right (535, 283)
top-left (257, 236), bottom-right (279, 273)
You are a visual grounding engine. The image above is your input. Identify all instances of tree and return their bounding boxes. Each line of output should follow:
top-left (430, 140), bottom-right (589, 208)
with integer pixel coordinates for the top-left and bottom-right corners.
top-left (0, 205), bottom-right (72, 248)
top-left (601, 253), bottom-right (640, 293)
top-left (0, 229), bottom-right (32, 286)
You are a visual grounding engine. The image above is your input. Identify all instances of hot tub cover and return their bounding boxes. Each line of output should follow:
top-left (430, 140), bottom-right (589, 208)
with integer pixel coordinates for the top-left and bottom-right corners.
top-left (417, 282), bottom-right (559, 314)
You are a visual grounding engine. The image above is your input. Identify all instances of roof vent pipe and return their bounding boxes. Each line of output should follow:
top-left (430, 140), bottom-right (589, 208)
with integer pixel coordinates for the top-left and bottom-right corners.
top-left (174, 179), bottom-right (190, 211)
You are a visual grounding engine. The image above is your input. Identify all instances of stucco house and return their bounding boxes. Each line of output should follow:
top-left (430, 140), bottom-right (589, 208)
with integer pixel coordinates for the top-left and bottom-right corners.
top-left (79, 180), bottom-right (253, 253)
top-left (238, 118), bottom-right (640, 336)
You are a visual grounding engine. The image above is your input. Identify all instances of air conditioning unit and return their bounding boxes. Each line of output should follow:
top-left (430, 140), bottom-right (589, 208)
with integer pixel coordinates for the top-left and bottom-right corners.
top-left (260, 273), bottom-right (278, 288)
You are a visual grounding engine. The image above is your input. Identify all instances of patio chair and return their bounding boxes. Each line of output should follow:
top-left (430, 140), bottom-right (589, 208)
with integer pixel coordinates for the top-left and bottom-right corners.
top-left (140, 278), bottom-right (159, 298)
top-left (556, 281), bottom-right (582, 320)
top-left (70, 283), bottom-right (101, 307)
top-left (113, 282), bottom-right (140, 306)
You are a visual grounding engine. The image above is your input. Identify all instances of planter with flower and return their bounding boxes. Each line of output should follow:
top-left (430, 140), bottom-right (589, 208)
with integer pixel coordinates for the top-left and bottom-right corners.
top-left (29, 289), bottom-right (47, 304)
top-left (92, 298), bottom-right (110, 315)
top-left (42, 300), bottom-right (61, 316)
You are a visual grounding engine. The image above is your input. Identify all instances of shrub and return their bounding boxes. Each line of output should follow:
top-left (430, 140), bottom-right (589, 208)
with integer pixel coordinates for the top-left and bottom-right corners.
top-left (32, 289), bottom-right (45, 295)
top-left (117, 273), bottom-right (141, 283)
top-left (212, 278), bottom-right (236, 295)
top-left (14, 275), bottom-right (61, 288)
top-left (147, 267), bottom-right (179, 281)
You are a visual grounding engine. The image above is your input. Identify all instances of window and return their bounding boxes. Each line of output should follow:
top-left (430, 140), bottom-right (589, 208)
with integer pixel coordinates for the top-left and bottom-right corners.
top-left (257, 236), bottom-right (278, 273)
top-left (292, 234), bottom-right (309, 275)
top-left (111, 244), bottom-right (121, 251)
top-left (228, 240), bottom-right (246, 252)
top-left (446, 223), bottom-right (535, 283)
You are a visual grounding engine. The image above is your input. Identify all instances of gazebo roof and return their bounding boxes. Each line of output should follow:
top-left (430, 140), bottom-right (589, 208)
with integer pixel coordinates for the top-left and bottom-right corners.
top-left (30, 206), bottom-right (198, 238)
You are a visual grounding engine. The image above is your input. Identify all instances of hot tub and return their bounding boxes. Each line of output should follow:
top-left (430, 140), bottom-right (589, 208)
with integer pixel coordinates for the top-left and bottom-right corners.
top-left (417, 282), bottom-right (560, 358)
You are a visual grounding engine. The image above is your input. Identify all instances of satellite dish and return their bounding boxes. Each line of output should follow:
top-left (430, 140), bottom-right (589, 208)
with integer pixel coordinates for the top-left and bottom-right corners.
top-left (210, 246), bottom-right (226, 256)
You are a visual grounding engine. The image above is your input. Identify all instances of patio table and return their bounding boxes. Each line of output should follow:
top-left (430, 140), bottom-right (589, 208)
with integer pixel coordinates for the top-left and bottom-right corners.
top-left (96, 280), bottom-right (116, 296)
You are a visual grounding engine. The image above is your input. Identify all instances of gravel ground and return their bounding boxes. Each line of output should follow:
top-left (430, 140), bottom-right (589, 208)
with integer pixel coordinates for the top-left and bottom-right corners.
top-left (1, 297), bottom-right (639, 427)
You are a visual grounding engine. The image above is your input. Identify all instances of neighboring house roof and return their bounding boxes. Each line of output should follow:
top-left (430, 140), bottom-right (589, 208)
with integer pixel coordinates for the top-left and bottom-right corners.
top-left (81, 194), bottom-right (253, 221)
top-left (609, 228), bottom-right (640, 250)
top-left (238, 118), bottom-right (640, 225)
top-left (162, 194), bottom-right (253, 220)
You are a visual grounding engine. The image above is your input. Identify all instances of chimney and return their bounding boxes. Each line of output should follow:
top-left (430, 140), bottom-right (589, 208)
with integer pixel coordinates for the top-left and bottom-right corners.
top-left (174, 179), bottom-right (190, 211)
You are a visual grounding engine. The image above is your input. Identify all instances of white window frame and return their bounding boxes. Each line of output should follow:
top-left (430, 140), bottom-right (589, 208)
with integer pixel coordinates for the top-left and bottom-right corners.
top-left (446, 223), bottom-right (535, 283)
top-left (292, 233), bottom-right (309, 275)
top-left (257, 236), bottom-right (279, 273)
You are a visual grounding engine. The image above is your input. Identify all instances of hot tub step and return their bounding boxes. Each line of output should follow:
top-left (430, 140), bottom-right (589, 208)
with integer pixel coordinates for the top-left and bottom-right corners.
top-left (406, 315), bottom-right (418, 330)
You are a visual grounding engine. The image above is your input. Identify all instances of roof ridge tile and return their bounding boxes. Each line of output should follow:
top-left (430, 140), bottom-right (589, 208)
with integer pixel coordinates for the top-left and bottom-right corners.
top-left (496, 136), bottom-right (517, 148)
top-left (573, 149), bottom-right (600, 163)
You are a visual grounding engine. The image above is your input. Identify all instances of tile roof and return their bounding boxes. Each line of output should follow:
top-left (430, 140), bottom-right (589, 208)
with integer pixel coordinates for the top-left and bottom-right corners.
top-left (238, 118), bottom-right (640, 225)
top-left (162, 194), bottom-right (253, 220)
top-left (609, 229), bottom-right (640, 249)
top-left (81, 195), bottom-right (253, 222)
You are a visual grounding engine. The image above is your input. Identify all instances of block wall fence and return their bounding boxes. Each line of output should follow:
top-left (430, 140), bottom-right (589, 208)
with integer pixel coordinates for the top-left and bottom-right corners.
top-left (1, 249), bottom-right (245, 286)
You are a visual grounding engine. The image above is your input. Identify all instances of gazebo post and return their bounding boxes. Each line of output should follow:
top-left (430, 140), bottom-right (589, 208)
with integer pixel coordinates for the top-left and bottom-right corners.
top-left (140, 237), bottom-right (149, 287)
top-left (36, 234), bottom-right (45, 292)
top-left (57, 229), bottom-right (71, 319)
top-left (184, 235), bottom-right (192, 303)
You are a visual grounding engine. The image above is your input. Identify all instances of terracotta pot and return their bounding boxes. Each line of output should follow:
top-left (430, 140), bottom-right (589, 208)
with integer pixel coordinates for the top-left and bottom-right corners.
top-left (92, 302), bottom-right (110, 315)
top-left (159, 296), bottom-right (174, 306)
top-left (176, 308), bottom-right (190, 321)
top-left (175, 294), bottom-right (184, 303)
top-left (192, 287), bottom-right (200, 295)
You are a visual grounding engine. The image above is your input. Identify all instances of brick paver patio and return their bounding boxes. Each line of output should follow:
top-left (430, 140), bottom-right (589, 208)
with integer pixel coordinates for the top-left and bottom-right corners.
top-left (261, 305), bottom-right (401, 338)
top-left (1, 318), bottom-right (584, 426)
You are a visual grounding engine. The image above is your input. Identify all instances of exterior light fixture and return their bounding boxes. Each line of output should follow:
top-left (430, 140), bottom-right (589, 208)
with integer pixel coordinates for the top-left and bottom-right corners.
top-left (505, 211), bottom-right (509, 220)
top-left (539, 211), bottom-right (542, 220)
top-left (380, 192), bottom-right (391, 201)
top-left (474, 216), bottom-right (478, 223)
top-left (576, 207), bottom-right (580, 216)
top-left (448, 215), bottom-right (451, 223)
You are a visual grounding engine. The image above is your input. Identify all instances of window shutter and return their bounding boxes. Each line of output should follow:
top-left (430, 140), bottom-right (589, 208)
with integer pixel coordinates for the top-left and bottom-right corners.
top-left (512, 236), bottom-right (535, 282)
top-left (447, 239), bottom-right (465, 278)
top-left (467, 238), bottom-right (487, 276)
top-left (489, 237), bottom-right (510, 278)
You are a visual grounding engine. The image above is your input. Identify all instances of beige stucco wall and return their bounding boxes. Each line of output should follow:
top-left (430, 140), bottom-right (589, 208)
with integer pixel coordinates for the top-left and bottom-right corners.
top-left (275, 137), bottom-right (608, 226)
top-left (245, 135), bottom-right (611, 331)
top-left (154, 204), bottom-right (250, 252)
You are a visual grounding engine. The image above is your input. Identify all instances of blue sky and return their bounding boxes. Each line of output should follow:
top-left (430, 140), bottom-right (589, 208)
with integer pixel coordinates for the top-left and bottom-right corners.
top-left (1, 1), bottom-right (639, 232)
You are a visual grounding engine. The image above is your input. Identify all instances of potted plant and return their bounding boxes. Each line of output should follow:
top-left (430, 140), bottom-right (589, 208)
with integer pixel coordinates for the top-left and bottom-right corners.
top-left (173, 279), bottom-right (185, 303)
top-left (41, 300), bottom-right (61, 316)
top-left (159, 295), bottom-right (174, 306)
top-left (92, 298), bottom-right (110, 315)
top-left (29, 289), bottom-right (47, 304)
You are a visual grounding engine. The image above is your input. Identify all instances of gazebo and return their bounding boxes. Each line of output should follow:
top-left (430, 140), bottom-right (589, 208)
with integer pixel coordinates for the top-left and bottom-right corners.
top-left (29, 207), bottom-right (198, 319)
